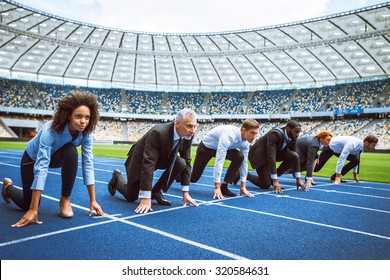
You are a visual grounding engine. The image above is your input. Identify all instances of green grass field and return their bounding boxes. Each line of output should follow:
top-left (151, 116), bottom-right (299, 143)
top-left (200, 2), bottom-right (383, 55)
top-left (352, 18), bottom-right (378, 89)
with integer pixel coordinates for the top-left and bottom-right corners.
top-left (1, 141), bottom-right (389, 183)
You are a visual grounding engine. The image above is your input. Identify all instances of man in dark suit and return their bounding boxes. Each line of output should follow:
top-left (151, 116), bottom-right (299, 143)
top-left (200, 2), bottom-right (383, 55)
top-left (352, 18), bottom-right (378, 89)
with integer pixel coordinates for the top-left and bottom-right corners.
top-left (107, 109), bottom-right (198, 214)
top-left (295, 131), bottom-right (333, 187)
top-left (247, 120), bottom-right (307, 193)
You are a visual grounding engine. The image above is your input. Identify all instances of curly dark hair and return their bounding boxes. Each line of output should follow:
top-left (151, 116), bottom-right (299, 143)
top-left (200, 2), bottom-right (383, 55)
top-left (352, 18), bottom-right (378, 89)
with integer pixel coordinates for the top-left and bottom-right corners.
top-left (51, 91), bottom-right (100, 136)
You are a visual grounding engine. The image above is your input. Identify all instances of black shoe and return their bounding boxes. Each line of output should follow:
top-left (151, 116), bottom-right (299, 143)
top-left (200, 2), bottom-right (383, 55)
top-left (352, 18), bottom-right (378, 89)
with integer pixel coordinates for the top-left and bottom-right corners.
top-left (221, 183), bottom-right (237, 197)
top-left (233, 173), bottom-right (240, 185)
top-left (108, 169), bottom-right (121, 196)
top-left (152, 191), bottom-right (172, 206)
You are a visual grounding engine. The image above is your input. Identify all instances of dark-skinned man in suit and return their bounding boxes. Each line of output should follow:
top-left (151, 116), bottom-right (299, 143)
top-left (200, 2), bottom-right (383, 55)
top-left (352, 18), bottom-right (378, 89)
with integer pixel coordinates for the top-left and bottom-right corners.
top-left (247, 120), bottom-right (307, 193)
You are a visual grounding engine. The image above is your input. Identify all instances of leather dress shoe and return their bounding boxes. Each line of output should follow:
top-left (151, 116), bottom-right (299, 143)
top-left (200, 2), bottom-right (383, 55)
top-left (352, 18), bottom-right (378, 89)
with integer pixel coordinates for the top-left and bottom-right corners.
top-left (152, 191), bottom-right (171, 206)
top-left (221, 183), bottom-right (237, 197)
top-left (108, 169), bottom-right (121, 196)
top-left (2, 177), bottom-right (12, 204)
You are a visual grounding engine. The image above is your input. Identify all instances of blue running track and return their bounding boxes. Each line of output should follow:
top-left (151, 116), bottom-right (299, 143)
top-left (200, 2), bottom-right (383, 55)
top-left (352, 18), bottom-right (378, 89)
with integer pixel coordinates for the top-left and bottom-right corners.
top-left (0, 149), bottom-right (389, 260)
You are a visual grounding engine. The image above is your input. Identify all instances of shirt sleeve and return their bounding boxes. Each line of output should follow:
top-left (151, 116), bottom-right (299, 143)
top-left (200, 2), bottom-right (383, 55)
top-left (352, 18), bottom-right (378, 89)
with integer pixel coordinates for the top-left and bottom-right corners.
top-left (239, 145), bottom-right (249, 183)
top-left (30, 126), bottom-right (54, 191)
top-left (213, 134), bottom-right (231, 183)
top-left (336, 142), bottom-right (355, 174)
top-left (81, 134), bottom-right (95, 186)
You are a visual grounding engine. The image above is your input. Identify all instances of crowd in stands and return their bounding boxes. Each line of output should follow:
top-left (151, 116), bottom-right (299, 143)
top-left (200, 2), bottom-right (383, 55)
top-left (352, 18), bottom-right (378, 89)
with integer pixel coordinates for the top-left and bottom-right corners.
top-left (1, 77), bottom-right (389, 148)
top-left (246, 90), bottom-right (294, 114)
top-left (360, 119), bottom-right (390, 150)
top-left (126, 121), bottom-right (155, 142)
top-left (0, 79), bottom-right (35, 108)
top-left (33, 82), bottom-right (74, 110)
top-left (79, 86), bottom-right (122, 113)
top-left (93, 120), bottom-right (123, 141)
top-left (1, 78), bottom-right (389, 115)
top-left (333, 80), bottom-right (387, 110)
top-left (166, 92), bottom-right (205, 115)
top-left (208, 92), bottom-right (248, 114)
top-left (1, 112), bottom-right (389, 148)
top-left (290, 86), bottom-right (336, 112)
top-left (125, 91), bottom-right (164, 114)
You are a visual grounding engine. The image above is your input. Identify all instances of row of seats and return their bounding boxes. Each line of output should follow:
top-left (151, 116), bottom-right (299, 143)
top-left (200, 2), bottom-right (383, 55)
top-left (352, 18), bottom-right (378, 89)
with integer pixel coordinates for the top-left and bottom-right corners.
top-left (99, 118), bottom-right (390, 149)
top-left (1, 78), bottom-right (389, 114)
top-left (1, 115), bottom-right (388, 148)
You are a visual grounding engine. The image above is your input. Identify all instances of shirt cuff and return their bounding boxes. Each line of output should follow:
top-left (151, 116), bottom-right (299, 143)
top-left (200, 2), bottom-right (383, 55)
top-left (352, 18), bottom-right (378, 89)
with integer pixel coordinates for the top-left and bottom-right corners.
top-left (305, 177), bottom-right (313, 181)
top-left (294, 172), bottom-right (301, 178)
top-left (139, 190), bottom-right (151, 199)
top-left (240, 177), bottom-right (247, 183)
top-left (181, 185), bottom-right (189, 192)
top-left (270, 174), bottom-right (278, 180)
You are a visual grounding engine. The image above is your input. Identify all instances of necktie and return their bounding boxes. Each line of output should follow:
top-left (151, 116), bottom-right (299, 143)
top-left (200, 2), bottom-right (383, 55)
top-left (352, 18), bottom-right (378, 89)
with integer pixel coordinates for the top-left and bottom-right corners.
top-left (172, 138), bottom-right (180, 152)
top-left (164, 138), bottom-right (182, 191)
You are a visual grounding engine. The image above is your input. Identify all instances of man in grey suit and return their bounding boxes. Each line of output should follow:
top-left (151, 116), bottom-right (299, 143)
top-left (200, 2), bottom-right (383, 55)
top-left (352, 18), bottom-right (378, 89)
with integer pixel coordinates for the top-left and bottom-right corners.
top-left (247, 120), bottom-right (307, 193)
top-left (107, 109), bottom-right (198, 214)
top-left (295, 131), bottom-right (333, 187)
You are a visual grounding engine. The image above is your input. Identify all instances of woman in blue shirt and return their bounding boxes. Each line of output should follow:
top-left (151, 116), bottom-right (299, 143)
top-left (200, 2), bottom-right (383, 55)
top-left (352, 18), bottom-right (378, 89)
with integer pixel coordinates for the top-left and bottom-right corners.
top-left (2, 91), bottom-right (105, 227)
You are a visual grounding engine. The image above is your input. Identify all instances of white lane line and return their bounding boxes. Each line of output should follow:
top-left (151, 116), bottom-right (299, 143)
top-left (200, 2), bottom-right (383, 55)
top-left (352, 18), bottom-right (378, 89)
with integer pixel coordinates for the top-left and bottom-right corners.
top-left (212, 203), bottom-right (390, 240)
top-left (0, 183), bottom-right (247, 260)
top-left (130, 191), bottom-right (390, 241)
top-left (1, 160), bottom-right (390, 253)
top-left (263, 193), bottom-right (390, 214)
top-left (0, 220), bottom-right (116, 248)
top-left (108, 216), bottom-right (248, 260)
top-left (310, 188), bottom-right (390, 200)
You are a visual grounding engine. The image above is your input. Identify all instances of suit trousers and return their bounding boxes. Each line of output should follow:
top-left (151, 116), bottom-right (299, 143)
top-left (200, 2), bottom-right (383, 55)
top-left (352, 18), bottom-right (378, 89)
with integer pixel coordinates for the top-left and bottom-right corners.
top-left (121, 156), bottom-right (187, 202)
top-left (315, 146), bottom-right (360, 175)
top-left (248, 149), bottom-right (299, 189)
top-left (190, 142), bottom-right (244, 184)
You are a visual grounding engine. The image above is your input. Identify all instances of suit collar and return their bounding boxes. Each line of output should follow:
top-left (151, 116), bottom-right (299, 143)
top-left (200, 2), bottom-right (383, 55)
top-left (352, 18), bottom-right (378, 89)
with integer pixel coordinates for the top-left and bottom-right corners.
top-left (284, 129), bottom-right (291, 143)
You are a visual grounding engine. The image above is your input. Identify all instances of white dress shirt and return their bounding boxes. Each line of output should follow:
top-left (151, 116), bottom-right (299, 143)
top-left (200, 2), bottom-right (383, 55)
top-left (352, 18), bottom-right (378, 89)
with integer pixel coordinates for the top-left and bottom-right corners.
top-left (329, 136), bottom-right (364, 174)
top-left (202, 125), bottom-right (249, 183)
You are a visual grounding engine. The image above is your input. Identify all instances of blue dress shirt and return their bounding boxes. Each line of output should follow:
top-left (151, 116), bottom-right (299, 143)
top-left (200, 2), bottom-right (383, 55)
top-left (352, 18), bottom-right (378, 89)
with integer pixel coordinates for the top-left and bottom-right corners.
top-left (25, 120), bottom-right (95, 191)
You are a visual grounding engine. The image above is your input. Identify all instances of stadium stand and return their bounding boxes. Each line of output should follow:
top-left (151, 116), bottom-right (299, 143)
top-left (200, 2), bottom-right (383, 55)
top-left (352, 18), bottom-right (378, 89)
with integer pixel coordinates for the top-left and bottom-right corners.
top-left (0, 77), bottom-right (389, 149)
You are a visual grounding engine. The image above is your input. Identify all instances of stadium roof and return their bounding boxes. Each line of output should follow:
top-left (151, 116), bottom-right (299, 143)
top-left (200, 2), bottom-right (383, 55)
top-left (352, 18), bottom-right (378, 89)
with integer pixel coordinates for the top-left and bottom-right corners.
top-left (0, 0), bottom-right (389, 91)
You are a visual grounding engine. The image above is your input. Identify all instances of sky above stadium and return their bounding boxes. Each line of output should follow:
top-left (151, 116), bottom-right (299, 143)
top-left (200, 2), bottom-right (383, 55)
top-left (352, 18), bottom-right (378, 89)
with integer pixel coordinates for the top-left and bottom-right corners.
top-left (12, 0), bottom-right (389, 33)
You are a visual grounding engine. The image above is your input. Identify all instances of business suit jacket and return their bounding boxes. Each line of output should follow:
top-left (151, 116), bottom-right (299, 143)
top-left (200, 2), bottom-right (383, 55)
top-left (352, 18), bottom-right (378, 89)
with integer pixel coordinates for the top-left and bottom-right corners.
top-left (124, 122), bottom-right (192, 192)
top-left (296, 135), bottom-right (320, 178)
top-left (249, 127), bottom-right (298, 175)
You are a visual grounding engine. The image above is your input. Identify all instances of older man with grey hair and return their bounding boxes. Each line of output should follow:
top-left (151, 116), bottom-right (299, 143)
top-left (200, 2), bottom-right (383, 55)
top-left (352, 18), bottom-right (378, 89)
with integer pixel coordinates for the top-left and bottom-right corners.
top-left (108, 109), bottom-right (198, 213)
